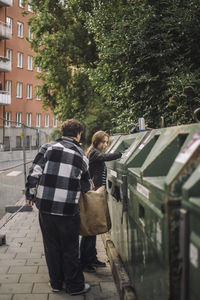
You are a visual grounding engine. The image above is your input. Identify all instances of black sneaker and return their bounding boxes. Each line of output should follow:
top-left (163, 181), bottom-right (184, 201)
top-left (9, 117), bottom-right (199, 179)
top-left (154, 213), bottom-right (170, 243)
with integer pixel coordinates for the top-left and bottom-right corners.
top-left (68, 283), bottom-right (90, 295)
top-left (92, 260), bottom-right (106, 268)
top-left (82, 265), bottom-right (96, 273)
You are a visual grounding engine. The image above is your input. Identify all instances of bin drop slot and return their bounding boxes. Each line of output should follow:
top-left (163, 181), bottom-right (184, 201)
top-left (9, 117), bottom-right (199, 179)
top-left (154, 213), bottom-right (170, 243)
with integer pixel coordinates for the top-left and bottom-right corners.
top-left (111, 137), bottom-right (135, 153)
top-left (143, 133), bottom-right (188, 177)
top-left (139, 204), bottom-right (145, 226)
top-left (111, 185), bottom-right (121, 202)
top-left (129, 134), bottom-right (160, 168)
top-left (108, 180), bottom-right (112, 189)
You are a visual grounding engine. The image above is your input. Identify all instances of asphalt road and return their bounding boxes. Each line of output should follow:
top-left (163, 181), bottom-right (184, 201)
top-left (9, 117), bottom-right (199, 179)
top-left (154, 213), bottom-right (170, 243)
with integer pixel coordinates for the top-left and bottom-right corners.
top-left (0, 163), bottom-right (31, 220)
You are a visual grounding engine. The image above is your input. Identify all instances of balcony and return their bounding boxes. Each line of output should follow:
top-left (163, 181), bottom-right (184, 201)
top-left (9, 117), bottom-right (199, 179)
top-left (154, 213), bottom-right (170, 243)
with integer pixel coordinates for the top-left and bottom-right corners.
top-left (0, 21), bottom-right (12, 40)
top-left (0, 0), bottom-right (12, 7)
top-left (0, 91), bottom-right (11, 105)
top-left (0, 56), bottom-right (11, 72)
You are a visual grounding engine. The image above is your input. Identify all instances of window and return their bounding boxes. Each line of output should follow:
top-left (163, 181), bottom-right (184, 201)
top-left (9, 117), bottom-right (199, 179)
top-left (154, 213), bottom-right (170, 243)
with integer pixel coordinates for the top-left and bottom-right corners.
top-left (36, 114), bottom-right (41, 127)
top-left (28, 27), bottom-right (33, 41)
top-left (37, 65), bottom-right (41, 72)
top-left (6, 17), bottom-right (12, 35)
top-left (6, 49), bottom-right (12, 62)
top-left (28, 2), bottom-right (33, 12)
top-left (45, 114), bottom-right (49, 128)
top-left (26, 113), bottom-right (32, 127)
top-left (36, 86), bottom-right (41, 100)
top-left (16, 82), bottom-right (23, 98)
top-left (18, 0), bottom-right (24, 8)
top-left (53, 118), bottom-right (57, 127)
top-left (5, 112), bottom-right (11, 127)
top-left (17, 22), bottom-right (23, 38)
top-left (16, 112), bottom-right (22, 127)
top-left (16, 136), bottom-right (22, 148)
top-left (17, 52), bottom-right (23, 68)
top-left (5, 81), bottom-right (12, 94)
top-left (27, 56), bottom-right (33, 70)
top-left (26, 84), bottom-right (32, 99)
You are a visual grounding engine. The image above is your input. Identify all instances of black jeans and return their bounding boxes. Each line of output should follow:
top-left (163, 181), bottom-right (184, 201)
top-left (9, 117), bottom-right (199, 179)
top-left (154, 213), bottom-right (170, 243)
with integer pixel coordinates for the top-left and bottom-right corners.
top-left (80, 235), bottom-right (97, 267)
top-left (39, 212), bottom-right (85, 292)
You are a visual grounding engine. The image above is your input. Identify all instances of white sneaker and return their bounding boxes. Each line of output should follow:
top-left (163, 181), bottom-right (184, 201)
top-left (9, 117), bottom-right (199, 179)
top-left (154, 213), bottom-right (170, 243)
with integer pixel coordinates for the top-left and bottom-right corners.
top-left (48, 282), bottom-right (61, 292)
top-left (69, 283), bottom-right (90, 295)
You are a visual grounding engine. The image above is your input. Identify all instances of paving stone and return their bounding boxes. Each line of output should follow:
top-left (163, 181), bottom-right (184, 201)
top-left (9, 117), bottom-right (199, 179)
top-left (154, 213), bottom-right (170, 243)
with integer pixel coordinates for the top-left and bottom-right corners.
top-left (7, 232), bottom-right (27, 238)
top-left (21, 241), bottom-right (43, 247)
top-left (8, 266), bottom-right (38, 274)
top-left (0, 274), bottom-right (20, 283)
top-left (32, 283), bottom-right (52, 293)
top-left (49, 293), bottom-right (84, 300)
top-left (35, 236), bottom-right (43, 242)
top-left (0, 253), bottom-right (16, 259)
top-left (20, 273), bottom-right (49, 283)
top-left (85, 285), bottom-right (101, 299)
top-left (0, 266), bottom-right (9, 274)
top-left (15, 252), bottom-right (42, 259)
top-left (13, 294), bottom-right (48, 300)
top-left (0, 259), bottom-right (26, 266)
top-left (31, 246), bottom-right (44, 253)
top-left (6, 247), bottom-right (31, 253)
top-left (37, 266), bottom-right (48, 274)
top-left (12, 237), bottom-right (35, 243)
top-left (96, 267), bottom-right (113, 276)
top-left (99, 282), bottom-right (119, 298)
top-left (0, 295), bottom-right (12, 300)
top-left (0, 246), bottom-right (9, 253)
top-left (25, 258), bottom-right (46, 266)
top-left (0, 283), bottom-right (32, 294)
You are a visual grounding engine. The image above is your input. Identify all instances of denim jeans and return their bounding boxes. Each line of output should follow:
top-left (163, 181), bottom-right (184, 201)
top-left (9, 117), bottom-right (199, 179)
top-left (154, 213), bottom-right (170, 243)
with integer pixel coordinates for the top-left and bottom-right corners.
top-left (39, 212), bottom-right (85, 292)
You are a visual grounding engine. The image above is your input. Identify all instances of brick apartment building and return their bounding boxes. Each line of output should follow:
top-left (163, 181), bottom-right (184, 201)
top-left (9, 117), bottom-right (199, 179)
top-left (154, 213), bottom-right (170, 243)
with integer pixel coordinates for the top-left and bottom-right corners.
top-left (0, 0), bottom-right (57, 150)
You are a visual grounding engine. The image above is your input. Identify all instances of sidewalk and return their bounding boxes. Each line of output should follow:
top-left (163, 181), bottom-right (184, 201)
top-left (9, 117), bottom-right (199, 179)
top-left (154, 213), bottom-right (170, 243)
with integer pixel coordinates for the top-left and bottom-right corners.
top-left (0, 203), bottom-right (121, 300)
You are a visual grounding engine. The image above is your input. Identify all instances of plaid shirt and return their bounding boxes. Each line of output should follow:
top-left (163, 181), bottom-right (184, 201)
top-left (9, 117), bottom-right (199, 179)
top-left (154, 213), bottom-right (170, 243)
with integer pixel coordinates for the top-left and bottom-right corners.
top-left (26, 137), bottom-right (91, 216)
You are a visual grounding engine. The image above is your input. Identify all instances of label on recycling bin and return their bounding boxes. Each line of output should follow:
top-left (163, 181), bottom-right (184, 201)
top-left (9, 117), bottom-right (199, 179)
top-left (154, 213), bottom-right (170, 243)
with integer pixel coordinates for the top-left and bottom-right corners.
top-left (110, 170), bottom-right (117, 178)
top-left (137, 183), bottom-right (149, 199)
top-left (128, 189), bottom-right (130, 199)
top-left (175, 131), bottom-right (200, 164)
top-left (138, 130), bottom-right (155, 150)
top-left (190, 243), bottom-right (199, 268)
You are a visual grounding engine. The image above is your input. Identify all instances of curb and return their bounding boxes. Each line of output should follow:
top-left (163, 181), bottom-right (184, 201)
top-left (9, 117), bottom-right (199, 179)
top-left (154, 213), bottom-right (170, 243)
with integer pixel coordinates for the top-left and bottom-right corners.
top-left (0, 196), bottom-right (27, 230)
top-left (101, 232), bottom-right (137, 300)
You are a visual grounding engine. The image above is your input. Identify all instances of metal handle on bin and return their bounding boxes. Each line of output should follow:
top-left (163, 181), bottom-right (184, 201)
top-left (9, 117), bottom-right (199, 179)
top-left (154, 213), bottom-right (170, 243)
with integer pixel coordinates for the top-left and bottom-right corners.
top-left (193, 108), bottom-right (200, 123)
top-left (121, 175), bottom-right (128, 224)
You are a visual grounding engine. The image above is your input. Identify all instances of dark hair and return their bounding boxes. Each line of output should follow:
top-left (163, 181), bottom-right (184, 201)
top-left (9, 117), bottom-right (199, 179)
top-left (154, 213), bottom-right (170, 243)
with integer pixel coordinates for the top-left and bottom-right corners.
top-left (61, 119), bottom-right (84, 137)
top-left (86, 131), bottom-right (109, 156)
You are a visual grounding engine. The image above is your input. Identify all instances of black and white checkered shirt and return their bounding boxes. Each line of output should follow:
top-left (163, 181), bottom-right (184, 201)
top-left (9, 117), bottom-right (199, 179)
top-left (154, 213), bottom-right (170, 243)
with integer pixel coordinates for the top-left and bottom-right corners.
top-left (26, 137), bottom-right (91, 216)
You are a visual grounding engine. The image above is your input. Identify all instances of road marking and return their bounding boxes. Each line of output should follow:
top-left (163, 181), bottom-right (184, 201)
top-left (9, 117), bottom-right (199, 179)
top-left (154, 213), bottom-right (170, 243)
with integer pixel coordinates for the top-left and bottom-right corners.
top-left (6, 171), bottom-right (22, 176)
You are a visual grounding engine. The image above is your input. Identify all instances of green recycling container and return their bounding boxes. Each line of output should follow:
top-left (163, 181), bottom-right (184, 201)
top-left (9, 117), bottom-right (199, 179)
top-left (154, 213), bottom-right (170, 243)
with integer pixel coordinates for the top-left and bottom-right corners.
top-left (106, 134), bottom-right (121, 153)
top-left (106, 132), bottom-right (149, 267)
top-left (180, 133), bottom-right (200, 300)
top-left (126, 124), bottom-right (200, 300)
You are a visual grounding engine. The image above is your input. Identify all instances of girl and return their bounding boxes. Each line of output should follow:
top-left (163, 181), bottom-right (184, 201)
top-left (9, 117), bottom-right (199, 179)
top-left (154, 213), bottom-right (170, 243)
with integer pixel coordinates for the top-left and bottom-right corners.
top-left (80, 131), bottom-right (122, 272)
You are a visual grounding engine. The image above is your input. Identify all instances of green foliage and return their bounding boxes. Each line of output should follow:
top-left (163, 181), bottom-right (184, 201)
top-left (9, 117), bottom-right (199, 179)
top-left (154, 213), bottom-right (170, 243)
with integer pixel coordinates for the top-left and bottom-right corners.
top-left (48, 126), bottom-right (62, 141)
top-left (25, 0), bottom-right (200, 140)
top-left (25, 0), bottom-right (112, 144)
top-left (81, 0), bottom-right (200, 130)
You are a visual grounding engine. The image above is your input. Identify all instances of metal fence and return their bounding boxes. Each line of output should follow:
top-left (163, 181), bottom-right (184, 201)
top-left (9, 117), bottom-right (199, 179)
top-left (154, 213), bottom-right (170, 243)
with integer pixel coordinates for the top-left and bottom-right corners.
top-left (0, 117), bottom-right (50, 220)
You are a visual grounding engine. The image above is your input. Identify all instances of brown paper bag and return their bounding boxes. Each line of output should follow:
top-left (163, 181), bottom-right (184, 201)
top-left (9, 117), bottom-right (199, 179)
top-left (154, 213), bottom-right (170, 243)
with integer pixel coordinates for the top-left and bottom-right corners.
top-left (79, 186), bottom-right (111, 236)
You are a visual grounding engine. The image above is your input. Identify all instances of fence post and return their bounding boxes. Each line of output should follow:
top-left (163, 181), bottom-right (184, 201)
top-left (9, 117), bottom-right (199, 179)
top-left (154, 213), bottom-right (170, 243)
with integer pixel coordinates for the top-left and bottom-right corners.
top-left (22, 123), bottom-right (27, 190)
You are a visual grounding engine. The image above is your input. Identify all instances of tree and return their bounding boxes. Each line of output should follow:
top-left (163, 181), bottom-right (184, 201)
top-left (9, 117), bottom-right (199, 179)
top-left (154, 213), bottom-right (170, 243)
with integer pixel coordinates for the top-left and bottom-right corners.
top-left (26, 0), bottom-right (200, 137)
top-left (25, 0), bottom-right (113, 143)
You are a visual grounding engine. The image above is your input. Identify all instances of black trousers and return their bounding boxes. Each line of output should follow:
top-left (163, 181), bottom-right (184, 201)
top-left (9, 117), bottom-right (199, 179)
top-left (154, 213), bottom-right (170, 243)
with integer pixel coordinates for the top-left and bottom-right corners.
top-left (80, 235), bottom-right (97, 267)
top-left (39, 212), bottom-right (85, 292)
